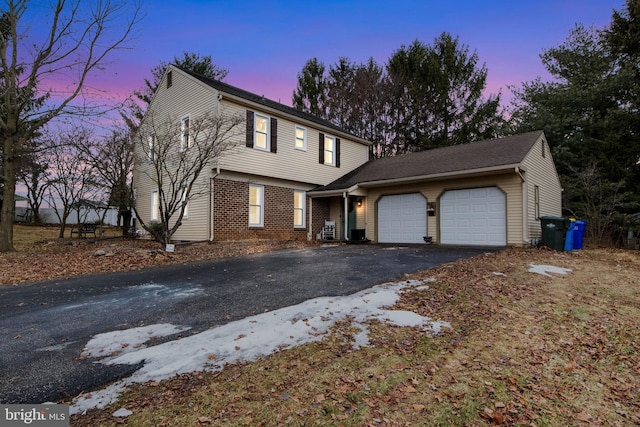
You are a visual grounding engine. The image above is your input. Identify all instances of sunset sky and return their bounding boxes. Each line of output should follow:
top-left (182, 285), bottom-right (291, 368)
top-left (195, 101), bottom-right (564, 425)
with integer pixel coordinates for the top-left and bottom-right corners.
top-left (88, 0), bottom-right (624, 110)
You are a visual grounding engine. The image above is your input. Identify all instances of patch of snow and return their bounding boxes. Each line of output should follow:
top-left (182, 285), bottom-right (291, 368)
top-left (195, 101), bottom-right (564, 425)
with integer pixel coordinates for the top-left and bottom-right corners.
top-left (492, 272), bottom-right (507, 277)
top-left (112, 408), bottom-right (132, 418)
top-left (351, 326), bottom-right (370, 350)
top-left (81, 324), bottom-right (190, 359)
top-left (71, 278), bottom-right (447, 415)
top-left (528, 264), bottom-right (572, 277)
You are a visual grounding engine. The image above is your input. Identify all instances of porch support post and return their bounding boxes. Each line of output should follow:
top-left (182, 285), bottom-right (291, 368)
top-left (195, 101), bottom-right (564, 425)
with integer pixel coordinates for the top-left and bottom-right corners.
top-left (308, 196), bottom-right (313, 241)
top-left (343, 191), bottom-right (349, 241)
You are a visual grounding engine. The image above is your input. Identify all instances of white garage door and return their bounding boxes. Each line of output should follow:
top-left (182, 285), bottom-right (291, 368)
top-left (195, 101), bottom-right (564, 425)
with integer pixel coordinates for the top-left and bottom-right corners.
top-left (378, 193), bottom-right (426, 244)
top-left (440, 187), bottom-right (506, 246)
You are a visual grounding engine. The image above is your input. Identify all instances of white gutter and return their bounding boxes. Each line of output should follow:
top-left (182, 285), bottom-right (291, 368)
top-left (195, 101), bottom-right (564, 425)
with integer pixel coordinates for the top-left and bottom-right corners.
top-left (357, 163), bottom-right (522, 188)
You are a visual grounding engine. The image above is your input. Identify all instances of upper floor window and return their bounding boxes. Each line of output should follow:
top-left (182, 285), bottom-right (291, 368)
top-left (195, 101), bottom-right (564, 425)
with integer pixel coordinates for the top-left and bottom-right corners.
top-left (294, 190), bottom-right (306, 228)
top-left (254, 114), bottom-right (270, 151)
top-left (324, 135), bottom-right (336, 166)
top-left (249, 184), bottom-right (264, 227)
top-left (319, 133), bottom-right (340, 167)
top-left (180, 115), bottom-right (191, 151)
top-left (295, 126), bottom-right (307, 151)
top-left (246, 110), bottom-right (277, 153)
top-left (167, 70), bottom-right (173, 88)
top-left (147, 134), bottom-right (156, 161)
top-left (541, 140), bottom-right (546, 158)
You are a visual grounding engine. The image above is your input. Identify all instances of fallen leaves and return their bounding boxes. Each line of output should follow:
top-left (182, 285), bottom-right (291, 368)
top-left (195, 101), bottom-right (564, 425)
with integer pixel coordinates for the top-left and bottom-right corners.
top-left (60, 247), bottom-right (640, 427)
top-left (0, 238), bottom-right (310, 285)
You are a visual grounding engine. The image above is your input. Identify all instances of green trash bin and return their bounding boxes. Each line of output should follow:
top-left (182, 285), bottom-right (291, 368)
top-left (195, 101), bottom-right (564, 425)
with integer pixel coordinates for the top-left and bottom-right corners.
top-left (540, 216), bottom-right (569, 251)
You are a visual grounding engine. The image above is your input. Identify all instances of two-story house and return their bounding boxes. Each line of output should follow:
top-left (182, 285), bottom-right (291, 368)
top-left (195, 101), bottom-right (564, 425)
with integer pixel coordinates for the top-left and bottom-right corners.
top-left (134, 66), bottom-right (562, 247)
top-left (133, 65), bottom-right (371, 243)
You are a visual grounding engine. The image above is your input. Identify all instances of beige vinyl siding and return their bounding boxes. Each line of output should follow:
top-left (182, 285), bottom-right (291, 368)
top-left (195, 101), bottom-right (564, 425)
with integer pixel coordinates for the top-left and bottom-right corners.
top-left (218, 101), bottom-right (369, 186)
top-left (355, 200), bottom-right (366, 229)
top-left (521, 136), bottom-right (563, 241)
top-left (364, 173), bottom-right (523, 245)
top-left (134, 68), bottom-right (222, 241)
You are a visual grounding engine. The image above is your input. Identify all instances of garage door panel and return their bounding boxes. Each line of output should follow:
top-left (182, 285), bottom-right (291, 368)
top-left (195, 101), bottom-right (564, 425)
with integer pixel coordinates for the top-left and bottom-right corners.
top-left (440, 187), bottom-right (506, 246)
top-left (378, 194), bottom-right (426, 244)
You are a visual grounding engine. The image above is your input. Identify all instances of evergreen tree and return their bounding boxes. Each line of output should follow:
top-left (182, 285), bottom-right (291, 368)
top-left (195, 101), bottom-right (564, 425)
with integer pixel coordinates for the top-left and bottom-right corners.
top-left (292, 58), bottom-right (328, 119)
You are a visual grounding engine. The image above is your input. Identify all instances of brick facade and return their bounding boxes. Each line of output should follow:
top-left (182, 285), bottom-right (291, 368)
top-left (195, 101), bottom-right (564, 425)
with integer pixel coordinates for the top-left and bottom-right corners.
top-left (213, 178), bottom-right (310, 241)
top-left (311, 198), bottom-right (330, 239)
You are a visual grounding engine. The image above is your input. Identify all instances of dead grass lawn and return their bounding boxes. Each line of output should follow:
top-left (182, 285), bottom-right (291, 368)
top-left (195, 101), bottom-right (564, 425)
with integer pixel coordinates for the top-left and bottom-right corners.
top-left (1, 225), bottom-right (310, 285)
top-left (66, 246), bottom-right (640, 427)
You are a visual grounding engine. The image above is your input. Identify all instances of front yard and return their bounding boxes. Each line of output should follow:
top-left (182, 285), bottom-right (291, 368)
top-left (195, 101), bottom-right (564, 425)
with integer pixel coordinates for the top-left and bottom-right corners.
top-left (2, 225), bottom-right (638, 426)
top-left (65, 246), bottom-right (639, 426)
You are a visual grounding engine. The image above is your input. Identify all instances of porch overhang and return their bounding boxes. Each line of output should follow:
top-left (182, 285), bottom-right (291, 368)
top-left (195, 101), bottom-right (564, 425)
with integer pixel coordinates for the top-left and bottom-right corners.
top-left (307, 185), bottom-right (366, 198)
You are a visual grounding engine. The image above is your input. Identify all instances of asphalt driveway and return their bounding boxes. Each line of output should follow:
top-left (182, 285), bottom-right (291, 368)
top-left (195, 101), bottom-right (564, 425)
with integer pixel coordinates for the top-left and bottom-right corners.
top-left (0, 244), bottom-right (495, 404)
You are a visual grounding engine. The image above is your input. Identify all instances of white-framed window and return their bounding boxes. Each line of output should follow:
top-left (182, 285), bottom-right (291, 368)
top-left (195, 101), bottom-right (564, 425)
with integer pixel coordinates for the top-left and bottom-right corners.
top-left (294, 190), bottom-right (306, 228)
top-left (324, 135), bottom-right (336, 166)
top-left (180, 115), bottom-right (191, 151)
top-left (249, 184), bottom-right (264, 227)
top-left (147, 134), bottom-right (156, 161)
top-left (295, 126), bottom-right (306, 151)
top-left (254, 114), bottom-right (270, 151)
top-left (180, 188), bottom-right (189, 219)
top-left (534, 185), bottom-right (540, 220)
top-left (151, 190), bottom-right (159, 221)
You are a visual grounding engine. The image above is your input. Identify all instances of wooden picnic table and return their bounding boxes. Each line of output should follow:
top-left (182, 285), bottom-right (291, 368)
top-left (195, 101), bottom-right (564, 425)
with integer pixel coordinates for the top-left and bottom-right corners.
top-left (71, 223), bottom-right (97, 238)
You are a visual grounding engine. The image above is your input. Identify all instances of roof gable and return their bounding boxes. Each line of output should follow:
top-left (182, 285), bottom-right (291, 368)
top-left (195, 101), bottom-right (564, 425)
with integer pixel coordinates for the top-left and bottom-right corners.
top-left (316, 131), bottom-right (545, 191)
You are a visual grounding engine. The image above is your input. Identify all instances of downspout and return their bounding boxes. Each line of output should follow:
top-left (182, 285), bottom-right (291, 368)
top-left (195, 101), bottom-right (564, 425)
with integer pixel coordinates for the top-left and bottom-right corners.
top-left (516, 166), bottom-right (528, 245)
top-left (209, 161), bottom-right (220, 242)
top-left (343, 191), bottom-right (349, 241)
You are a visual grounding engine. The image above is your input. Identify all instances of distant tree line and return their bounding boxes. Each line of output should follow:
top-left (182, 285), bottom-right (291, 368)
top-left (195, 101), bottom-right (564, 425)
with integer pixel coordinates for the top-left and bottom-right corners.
top-left (292, 1), bottom-right (640, 245)
top-left (292, 32), bottom-right (506, 157)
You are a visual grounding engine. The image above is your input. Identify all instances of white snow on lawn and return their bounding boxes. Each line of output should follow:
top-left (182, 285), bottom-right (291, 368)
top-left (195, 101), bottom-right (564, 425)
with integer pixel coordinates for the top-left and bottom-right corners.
top-left (528, 264), bottom-right (572, 277)
top-left (71, 278), bottom-right (446, 415)
top-left (80, 323), bottom-right (190, 359)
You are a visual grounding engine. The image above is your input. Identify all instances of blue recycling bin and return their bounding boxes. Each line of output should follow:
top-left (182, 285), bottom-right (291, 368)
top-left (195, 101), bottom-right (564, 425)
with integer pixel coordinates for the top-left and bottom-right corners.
top-left (564, 220), bottom-right (576, 251)
top-left (573, 220), bottom-right (587, 250)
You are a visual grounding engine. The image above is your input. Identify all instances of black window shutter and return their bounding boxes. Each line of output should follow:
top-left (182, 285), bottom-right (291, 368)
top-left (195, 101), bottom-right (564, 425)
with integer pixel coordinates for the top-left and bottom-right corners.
top-left (270, 118), bottom-right (277, 153)
top-left (319, 133), bottom-right (324, 164)
top-left (246, 110), bottom-right (254, 148)
top-left (336, 138), bottom-right (341, 168)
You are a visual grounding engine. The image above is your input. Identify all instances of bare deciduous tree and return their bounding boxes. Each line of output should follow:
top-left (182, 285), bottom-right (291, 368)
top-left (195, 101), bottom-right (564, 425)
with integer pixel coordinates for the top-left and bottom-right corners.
top-left (45, 128), bottom-right (102, 238)
top-left (76, 127), bottom-right (135, 235)
top-left (134, 110), bottom-right (245, 246)
top-left (17, 142), bottom-right (50, 224)
top-left (0, 0), bottom-right (141, 252)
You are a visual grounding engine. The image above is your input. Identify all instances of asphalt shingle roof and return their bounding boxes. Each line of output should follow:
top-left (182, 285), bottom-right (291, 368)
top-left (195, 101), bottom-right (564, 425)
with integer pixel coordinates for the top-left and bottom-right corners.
top-left (315, 130), bottom-right (544, 191)
top-left (176, 66), bottom-right (367, 142)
